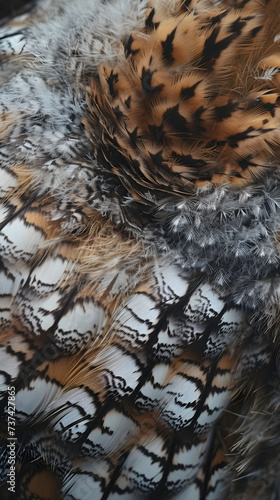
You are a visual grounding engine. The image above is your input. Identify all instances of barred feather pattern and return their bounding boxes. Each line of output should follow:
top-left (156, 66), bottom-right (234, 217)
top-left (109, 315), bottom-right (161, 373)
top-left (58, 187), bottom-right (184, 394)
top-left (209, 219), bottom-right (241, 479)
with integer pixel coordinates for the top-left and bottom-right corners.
top-left (0, 1), bottom-right (280, 499)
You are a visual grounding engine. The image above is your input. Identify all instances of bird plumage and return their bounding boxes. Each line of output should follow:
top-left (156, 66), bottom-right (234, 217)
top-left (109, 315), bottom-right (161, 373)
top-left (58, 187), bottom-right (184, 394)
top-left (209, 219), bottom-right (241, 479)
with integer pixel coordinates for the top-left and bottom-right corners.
top-left (0, 0), bottom-right (280, 499)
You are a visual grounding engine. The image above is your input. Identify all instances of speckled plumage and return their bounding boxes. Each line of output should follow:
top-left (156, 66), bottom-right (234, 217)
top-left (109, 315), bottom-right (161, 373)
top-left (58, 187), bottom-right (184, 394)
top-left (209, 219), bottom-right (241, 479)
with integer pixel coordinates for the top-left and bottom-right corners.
top-left (0, 1), bottom-right (280, 499)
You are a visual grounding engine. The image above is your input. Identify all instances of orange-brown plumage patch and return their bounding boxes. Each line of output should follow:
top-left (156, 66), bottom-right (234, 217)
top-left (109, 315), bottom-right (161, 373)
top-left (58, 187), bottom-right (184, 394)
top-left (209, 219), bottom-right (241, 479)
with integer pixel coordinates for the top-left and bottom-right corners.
top-left (19, 467), bottom-right (62, 500)
top-left (83, 0), bottom-right (280, 202)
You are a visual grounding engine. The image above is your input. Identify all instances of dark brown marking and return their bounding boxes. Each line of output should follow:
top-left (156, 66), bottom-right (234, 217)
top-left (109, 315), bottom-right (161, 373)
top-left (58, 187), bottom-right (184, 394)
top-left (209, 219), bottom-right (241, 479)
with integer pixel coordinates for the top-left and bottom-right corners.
top-left (161, 28), bottom-right (177, 63)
